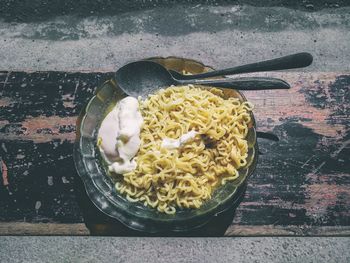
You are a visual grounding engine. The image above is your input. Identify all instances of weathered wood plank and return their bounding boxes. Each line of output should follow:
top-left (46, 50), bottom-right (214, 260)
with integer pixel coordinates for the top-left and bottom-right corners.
top-left (1, 223), bottom-right (350, 237)
top-left (0, 223), bottom-right (90, 235)
top-left (0, 71), bottom-right (349, 235)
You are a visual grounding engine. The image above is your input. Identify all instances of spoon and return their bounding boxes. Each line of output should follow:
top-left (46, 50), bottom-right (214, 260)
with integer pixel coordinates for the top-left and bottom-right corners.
top-left (169, 52), bottom-right (313, 80)
top-left (115, 61), bottom-right (291, 97)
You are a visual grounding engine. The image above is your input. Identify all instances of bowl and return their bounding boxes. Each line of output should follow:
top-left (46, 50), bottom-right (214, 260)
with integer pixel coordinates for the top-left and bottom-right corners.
top-left (73, 57), bottom-right (258, 233)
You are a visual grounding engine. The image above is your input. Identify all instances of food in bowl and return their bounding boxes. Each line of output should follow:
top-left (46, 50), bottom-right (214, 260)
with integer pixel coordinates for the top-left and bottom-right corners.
top-left (97, 85), bottom-right (253, 214)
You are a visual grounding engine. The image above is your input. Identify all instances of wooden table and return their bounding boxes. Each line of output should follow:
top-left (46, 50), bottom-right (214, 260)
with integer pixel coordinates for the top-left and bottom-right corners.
top-left (0, 71), bottom-right (349, 236)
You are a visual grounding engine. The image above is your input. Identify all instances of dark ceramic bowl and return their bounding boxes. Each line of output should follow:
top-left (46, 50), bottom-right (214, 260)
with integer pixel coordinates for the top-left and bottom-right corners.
top-left (73, 57), bottom-right (258, 233)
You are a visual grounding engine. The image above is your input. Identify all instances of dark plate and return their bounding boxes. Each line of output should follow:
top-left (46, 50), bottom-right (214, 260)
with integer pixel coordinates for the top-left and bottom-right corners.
top-left (73, 57), bottom-right (258, 233)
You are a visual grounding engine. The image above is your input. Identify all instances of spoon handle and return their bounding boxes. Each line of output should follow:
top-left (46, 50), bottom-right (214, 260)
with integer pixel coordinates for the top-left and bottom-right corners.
top-left (173, 52), bottom-right (313, 80)
top-left (177, 77), bottom-right (290, 90)
top-left (257, 131), bottom-right (279, 141)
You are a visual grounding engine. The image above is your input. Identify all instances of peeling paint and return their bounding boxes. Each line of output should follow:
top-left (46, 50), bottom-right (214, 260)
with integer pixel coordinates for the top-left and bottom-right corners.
top-left (245, 72), bottom-right (348, 138)
top-left (1, 160), bottom-right (9, 186)
top-left (0, 116), bottom-right (77, 142)
top-left (0, 97), bottom-right (12, 107)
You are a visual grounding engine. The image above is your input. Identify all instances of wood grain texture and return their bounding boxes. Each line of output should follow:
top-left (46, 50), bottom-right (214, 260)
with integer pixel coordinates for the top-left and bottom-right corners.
top-left (1, 223), bottom-right (350, 237)
top-left (0, 71), bottom-right (349, 236)
top-left (0, 222), bottom-right (90, 235)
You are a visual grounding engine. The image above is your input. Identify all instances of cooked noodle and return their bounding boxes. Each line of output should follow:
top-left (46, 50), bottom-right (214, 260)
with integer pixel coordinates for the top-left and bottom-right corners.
top-left (114, 85), bottom-right (253, 214)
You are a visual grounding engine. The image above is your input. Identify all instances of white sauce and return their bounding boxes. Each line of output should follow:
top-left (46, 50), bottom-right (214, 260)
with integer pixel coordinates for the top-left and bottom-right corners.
top-left (98, 96), bottom-right (143, 174)
top-left (161, 130), bottom-right (198, 150)
top-left (108, 159), bottom-right (137, 175)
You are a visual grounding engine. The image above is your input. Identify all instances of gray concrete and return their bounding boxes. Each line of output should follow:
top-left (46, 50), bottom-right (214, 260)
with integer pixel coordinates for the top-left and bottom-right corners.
top-left (1, 1), bottom-right (348, 23)
top-left (0, 237), bottom-right (349, 263)
top-left (0, 5), bottom-right (350, 72)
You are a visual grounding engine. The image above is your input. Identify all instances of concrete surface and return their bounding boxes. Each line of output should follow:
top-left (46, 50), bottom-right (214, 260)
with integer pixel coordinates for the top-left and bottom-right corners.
top-left (0, 236), bottom-right (349, 263)
top-left (1, 0), bottom-right (349, 22)
top-left (1, 2), bottom-right (350, 263)
top-left (0, 5), bottom-right (350, 71)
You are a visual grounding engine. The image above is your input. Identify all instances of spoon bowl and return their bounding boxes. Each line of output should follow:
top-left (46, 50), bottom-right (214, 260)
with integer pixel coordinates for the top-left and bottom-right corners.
top-left (115, 60), bottom-right (175, 97)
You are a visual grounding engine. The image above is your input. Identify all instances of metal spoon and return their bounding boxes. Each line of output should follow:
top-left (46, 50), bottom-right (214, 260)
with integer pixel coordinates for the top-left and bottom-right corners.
top-left (169, 52), bottom-right (313, 80)
top-left (115, 61), bottom-right (291, 97)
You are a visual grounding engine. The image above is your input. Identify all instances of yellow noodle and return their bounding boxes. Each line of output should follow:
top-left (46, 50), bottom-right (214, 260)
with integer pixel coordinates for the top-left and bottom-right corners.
top-left (112, 85), bottom-right (253, 214)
